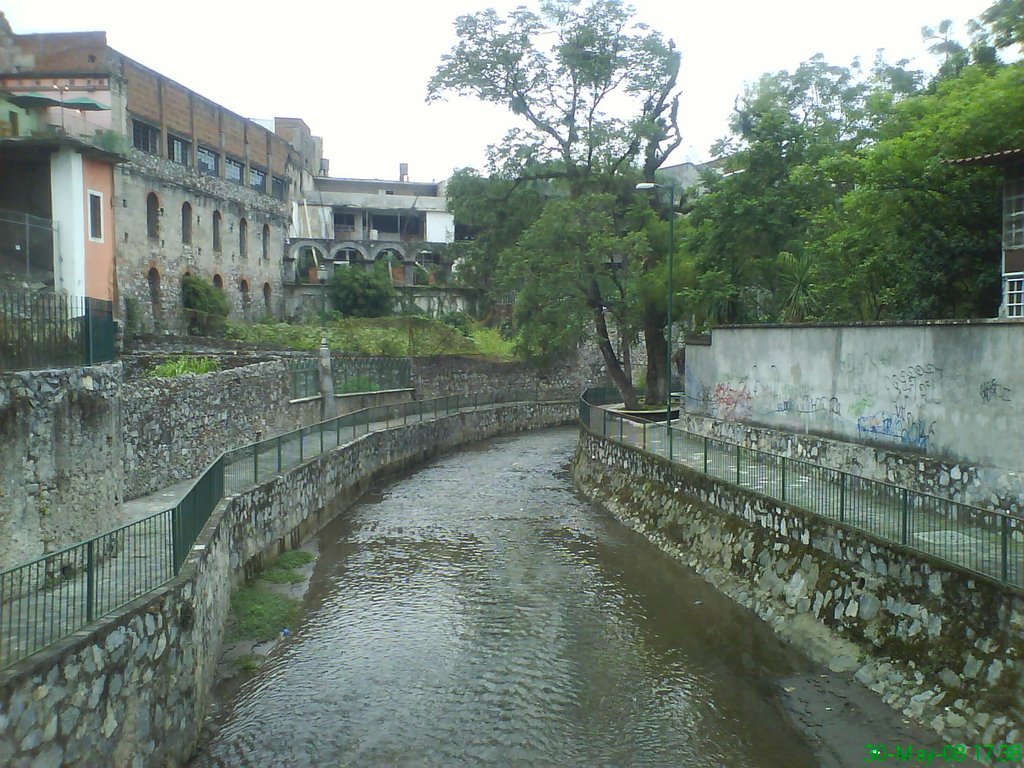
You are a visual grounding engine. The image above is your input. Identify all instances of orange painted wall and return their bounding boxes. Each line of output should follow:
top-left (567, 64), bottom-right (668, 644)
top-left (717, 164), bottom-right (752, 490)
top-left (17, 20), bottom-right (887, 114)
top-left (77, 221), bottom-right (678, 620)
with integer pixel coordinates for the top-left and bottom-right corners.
top-left (82, 156), bottom-right (116, 301)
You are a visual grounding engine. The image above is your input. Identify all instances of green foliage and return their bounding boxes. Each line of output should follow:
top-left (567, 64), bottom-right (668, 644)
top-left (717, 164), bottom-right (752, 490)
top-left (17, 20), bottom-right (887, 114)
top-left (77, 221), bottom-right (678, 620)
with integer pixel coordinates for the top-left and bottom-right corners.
top-left (226, 586), bottom-right (301, 644)
top-left (181, 274), bottom-right (230, 336)
top-left (225, 316), bottom-right (488, 357)
top-left (328, 264), bottom-right (395, 318)
top-left (273, 550), bottom-right (316, 570)
top-left (469, 323), bottom-right (517, 360)
top-left (146, 356), bottom-right (220, 378)
top-left (439, 311), bottom-right (473, 337)
top-left (336, 375), bottom-right (379, 394)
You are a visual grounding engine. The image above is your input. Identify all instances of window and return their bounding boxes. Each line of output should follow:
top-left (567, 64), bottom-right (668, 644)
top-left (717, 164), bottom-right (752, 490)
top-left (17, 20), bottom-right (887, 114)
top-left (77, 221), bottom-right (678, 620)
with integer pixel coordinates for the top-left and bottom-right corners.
top-left (263, 282), bottom-right (272, 313)
top-left (132, 120), bottom-right (160, 153)
top-left (197, 146), bottom-right (219, 176)
top-left (88, 191), bottom-right (103, 242)
top-left (168, 134), bottom-right (191, 165)
top-left (147, 268), bottom-right (161, 322)
top-left (9, 111), bottom-right (18, 136)
top-left (146, 192), bottom-right (159, 239)
top-left (225, 157), bottom-right (243, 184)
top-left (334, 211), bottom-right (356, 232)
top-left (1004, 178), bottom-right (1024, 249)
top-left (213, 210), bottom-right (222, 251)
top-left (250, 166), bottom-right (266, 193)
top-left (271, 175), bottom-right (285, 200)
top-left (181, 202), bottom-right (193, 245)
top-left (240, 279), bottom-right (251, 307)
top-left (262, 223), bottom-right (270, 260)
top-left (213, 274), bottom-right (223, 290)
top-left (239, 218), bottom-right (248, 258)
top-left (372, 214), bottom-right (399, 233)
top-left (1007, 274), bottom-right (1024, 318)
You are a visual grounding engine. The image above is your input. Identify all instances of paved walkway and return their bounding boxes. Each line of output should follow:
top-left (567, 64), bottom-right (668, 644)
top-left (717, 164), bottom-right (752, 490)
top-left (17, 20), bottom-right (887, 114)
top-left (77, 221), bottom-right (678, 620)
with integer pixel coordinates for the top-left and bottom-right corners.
top-left (594, 412), bottom-right (1022, 588)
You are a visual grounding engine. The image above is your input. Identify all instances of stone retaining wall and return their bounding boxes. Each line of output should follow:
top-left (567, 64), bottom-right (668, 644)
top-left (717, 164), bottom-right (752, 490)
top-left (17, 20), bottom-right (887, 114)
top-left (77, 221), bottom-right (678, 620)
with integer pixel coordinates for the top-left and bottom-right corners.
top-left (573, 430), bottom-right (1023, 748)
top-left (0, 364), bottom-right (124, 571)
top-left (0, 402), bottom-right (574, 767)
top-left (411, 355), bottom-right (596, 400)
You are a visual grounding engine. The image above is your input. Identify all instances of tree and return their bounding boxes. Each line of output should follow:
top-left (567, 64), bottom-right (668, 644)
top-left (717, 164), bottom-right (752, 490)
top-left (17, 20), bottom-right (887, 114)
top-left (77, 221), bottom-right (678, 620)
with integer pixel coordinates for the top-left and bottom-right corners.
top-left (181, 274), bottom-right (229, 336)
top-left (971, 0), bottom-right (1024, 52)
top-left (429, 0), bottom-right (683, 405)
top-left (329, 264), bottom-right (395, 318)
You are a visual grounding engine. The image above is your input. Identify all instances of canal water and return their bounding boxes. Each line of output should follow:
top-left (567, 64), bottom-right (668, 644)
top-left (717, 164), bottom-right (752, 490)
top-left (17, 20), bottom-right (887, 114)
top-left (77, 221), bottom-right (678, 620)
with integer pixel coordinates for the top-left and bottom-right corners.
top-left (192, 427), bottom-right (821, 767)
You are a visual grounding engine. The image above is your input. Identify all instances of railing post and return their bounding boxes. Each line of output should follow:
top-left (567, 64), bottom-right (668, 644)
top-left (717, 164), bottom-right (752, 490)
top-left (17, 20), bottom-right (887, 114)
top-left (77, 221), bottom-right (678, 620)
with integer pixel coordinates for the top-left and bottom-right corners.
top-left (735, 444), bottom-right (741, 484)
top-left (1001, 516), bottom-right (1009, 583)
top-left (781, 455), bottom-right (787, 502)
top-left (320, 420), bottom-right (324, 453)
top-left (839, 473), bottom-right (847, 523)
top-left (170, 505), bottom-right (181, 573)
top-left (277, 435), bottom-right (282, 471)
top-left (85, 540), bottom-right (95, 622)
top-left (642, 423), bottom-right (646, 451)
top-left (253, 444), bottom-right (259, 484)
top-left (299, 429), bottom-right (304, 462)
top-left (703, 436), bottom-right (709, 474)
top-left (618, 415), bottom-right (623, 442)
top-left (602, 409), bottom-right (607, 437)
top-left (901, 489), bottom-right (909, 545)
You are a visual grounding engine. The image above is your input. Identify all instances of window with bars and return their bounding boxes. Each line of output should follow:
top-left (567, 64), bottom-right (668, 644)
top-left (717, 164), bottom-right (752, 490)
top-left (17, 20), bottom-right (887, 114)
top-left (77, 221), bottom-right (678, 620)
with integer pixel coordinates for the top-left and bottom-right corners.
top-left (225, 157), bottom-right (243, 184)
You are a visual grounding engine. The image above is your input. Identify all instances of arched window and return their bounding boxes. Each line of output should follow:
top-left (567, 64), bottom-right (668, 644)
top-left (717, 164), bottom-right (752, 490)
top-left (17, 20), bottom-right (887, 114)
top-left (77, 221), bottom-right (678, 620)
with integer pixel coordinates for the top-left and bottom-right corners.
top-left (213, 210), bottom-right (222, 252)
top-left (146, 193), bottom-right (159, 239)
top-left (181, 202), bottom-right (192, 245)
top-left (263, 282), bottom-right (272, 313)
top-left (262, 223), bottom-right (270, 260)
top-left (213, 274), bottom-right (223, 290)
top-left (239, 278), bottom-right (250, 307)
top-left (147, 267), bottom-right (161, 316)
top-left (239, 218), bottom-right (248, 259)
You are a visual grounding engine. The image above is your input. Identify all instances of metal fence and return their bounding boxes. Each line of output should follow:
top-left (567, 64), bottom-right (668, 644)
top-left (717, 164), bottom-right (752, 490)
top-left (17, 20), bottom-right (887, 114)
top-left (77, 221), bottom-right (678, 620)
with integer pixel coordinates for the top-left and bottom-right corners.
top-left (0, 388), bottom-right (572, 669)
top-left (288, 357), bottom-right (413, 399)
top-left (579, 387), bottom-right (1023, 590)
top-left (0, 289), bottom-right (116, 372)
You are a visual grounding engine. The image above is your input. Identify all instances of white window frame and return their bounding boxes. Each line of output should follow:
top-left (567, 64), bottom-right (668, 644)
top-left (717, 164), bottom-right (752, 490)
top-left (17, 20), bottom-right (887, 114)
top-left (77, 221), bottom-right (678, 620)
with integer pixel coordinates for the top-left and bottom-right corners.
top-left (1004, 178), bottom-right (1024, 249)
top-left (88, 190), bottom-right (104, 243)
top-left (1005, 272), bottom-right (1024, 318)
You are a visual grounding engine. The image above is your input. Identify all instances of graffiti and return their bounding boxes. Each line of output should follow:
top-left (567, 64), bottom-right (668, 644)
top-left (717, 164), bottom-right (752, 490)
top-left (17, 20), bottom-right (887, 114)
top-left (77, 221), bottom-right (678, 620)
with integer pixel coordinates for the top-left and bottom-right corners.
top-left (848, 395), bottom-right (876, 418)
top-left (856, 404), bottom-right (935, 450)
top-left (884, 363), bottom-right (943, 405)
top-left (710, 383), bottom-right (753, 421)
top-left (979, 379), bottom-right (1012, 403)
top-left (776, 395), bottom-right (842, 417)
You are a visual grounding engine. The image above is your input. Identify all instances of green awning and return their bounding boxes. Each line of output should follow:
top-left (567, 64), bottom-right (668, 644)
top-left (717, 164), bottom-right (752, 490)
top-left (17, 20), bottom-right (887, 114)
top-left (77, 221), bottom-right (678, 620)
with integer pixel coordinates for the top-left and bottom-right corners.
top-left (7, 92), bottom-right (63, 109)
top-left (62, 96), bottom-right (110, 111)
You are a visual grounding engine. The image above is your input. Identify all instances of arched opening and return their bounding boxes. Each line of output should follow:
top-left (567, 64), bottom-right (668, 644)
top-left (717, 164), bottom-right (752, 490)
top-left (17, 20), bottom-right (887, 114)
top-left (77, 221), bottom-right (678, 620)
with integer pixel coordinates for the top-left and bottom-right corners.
top-left (239, 278), bottom-right (250, 305)
top-left (377, 247), bottom-right (404, 285)
top-left (263, 282), bottom-right (272, 314)
top-left (146, 193), bottom-right (159, 239)
top-left (262, 223), bottom-right (270, 260)
top-left (181, 202), bottom-right (193, 245)
top-left (294, 244), bottom-right (326, 283)
top-left (239, 218), bottom-right (248, 259)
top-left (213, 210), bottom-right (222, 251)
top-left (334, 247), bottom-right (360, 265)
top-left (147, 267), bottom-right (161, 326)
top-left (213, 273), bottom-right (223, 290)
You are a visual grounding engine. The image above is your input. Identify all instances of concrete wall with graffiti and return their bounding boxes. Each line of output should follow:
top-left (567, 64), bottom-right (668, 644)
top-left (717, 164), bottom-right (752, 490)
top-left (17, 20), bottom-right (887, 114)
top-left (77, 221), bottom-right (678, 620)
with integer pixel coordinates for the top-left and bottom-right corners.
top-left (684, 321), bottom-right (1022, 471)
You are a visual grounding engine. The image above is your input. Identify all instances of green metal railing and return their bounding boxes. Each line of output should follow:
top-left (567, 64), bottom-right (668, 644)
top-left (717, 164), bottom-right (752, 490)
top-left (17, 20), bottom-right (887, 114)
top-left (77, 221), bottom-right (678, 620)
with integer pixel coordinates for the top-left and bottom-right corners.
top-left (0, 388), bottom-right (572, 669)
top-left (288, 357), bottom-right (413, 399)
top-left (0, 289), bottom-right (116, 372)
top-left (579, 387), bottom-right (1023, 590)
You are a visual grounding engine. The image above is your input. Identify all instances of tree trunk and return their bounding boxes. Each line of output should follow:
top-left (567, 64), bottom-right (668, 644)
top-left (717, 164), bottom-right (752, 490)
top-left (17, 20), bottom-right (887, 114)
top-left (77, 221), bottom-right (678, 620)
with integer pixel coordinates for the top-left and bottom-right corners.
top-left (592, 305), bottom-right (639, 409)
top-left (643, 300), bottom-right (667, 407)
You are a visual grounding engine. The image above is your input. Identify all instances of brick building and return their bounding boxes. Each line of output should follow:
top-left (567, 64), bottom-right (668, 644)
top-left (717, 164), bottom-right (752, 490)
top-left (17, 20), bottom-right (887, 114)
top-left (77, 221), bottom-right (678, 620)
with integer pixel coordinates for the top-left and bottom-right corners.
top-left (0, 14), bottom-right (323, 330)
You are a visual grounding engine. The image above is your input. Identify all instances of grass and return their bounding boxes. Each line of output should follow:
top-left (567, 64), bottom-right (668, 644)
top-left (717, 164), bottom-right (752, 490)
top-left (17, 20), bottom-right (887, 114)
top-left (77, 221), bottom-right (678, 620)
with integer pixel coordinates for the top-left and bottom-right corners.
top-left (225, 316), bottom-right (520, 359)
top-left (226, 587), bottom-right (301, 644)
top-left (226, 550), bottom-right (317, 642)
top-left (469, 323), bottom-right (517, 360)
top-left (146, 355), bottom-right (220, 378)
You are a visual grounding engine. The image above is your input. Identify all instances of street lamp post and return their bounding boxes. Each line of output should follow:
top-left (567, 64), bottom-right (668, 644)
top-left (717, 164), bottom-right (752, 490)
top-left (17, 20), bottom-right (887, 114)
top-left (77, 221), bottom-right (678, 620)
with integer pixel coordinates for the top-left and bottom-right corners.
top-left (636, 181), bottom-right (676, 460)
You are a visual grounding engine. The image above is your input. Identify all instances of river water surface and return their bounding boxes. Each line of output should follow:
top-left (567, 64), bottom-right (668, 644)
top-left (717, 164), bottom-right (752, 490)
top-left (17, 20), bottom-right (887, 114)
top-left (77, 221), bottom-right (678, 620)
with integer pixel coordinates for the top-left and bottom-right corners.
top-left (192, 427), bottom-right (821, 767)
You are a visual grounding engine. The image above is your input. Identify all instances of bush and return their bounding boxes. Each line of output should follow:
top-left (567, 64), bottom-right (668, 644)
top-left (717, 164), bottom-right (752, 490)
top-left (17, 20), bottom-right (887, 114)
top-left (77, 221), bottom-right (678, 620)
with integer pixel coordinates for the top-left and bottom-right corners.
top-left (146, 356), bottom-right (220, 378)
top-left (181, 274), bottom-right (230, 335)
top-left (440, 311), bottom-right (473, 337)
top-left (328, 264), bottom-right (395, 318)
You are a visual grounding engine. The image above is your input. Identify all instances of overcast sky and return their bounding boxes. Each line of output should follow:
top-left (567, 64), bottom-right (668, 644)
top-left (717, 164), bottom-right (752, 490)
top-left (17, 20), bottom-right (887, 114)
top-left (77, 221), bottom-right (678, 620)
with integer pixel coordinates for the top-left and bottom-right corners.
top-left (3, 0), bottom-right (998, 182)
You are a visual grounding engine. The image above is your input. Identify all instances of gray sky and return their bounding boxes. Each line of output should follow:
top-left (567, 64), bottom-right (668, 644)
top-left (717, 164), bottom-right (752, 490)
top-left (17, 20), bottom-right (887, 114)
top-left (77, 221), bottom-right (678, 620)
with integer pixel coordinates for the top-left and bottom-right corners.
top-left (4, 0), bottom-right (998, 182)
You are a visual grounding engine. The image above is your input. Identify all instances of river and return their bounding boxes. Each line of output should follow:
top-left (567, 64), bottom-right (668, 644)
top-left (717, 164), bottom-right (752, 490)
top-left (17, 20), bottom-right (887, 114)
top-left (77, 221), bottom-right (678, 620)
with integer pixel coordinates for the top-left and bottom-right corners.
top-left (191, 427), bottom-right (821, 767)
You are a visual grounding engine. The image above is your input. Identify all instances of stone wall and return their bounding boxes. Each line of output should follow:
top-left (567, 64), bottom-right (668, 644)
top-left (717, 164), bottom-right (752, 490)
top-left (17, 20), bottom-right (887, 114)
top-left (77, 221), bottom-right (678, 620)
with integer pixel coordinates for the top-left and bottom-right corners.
top-left (685, 321), bottom-right (1024, 514)
top-left (411, 355), bottom-right (598, 400)
top-left (0, 364), bottom-right (124, 571)
top-left (121, 360), bottom-right (321, 500)
top-left (0, 401), bottom-right (575, 767)
top-left (573, 430), bottom-right (1023, 748)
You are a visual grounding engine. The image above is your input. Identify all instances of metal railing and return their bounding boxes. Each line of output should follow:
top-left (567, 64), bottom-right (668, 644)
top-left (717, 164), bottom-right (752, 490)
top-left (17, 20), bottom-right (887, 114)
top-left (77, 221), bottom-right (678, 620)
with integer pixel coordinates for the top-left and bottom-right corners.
top-left (579, 387), bottom-right (1023, 590)
top-left (0, 388), bottom-right (572, 669)
top-left (288, 357), bottom-right (413, 399)
top-left (0, 289), bottom-right (116, 372)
